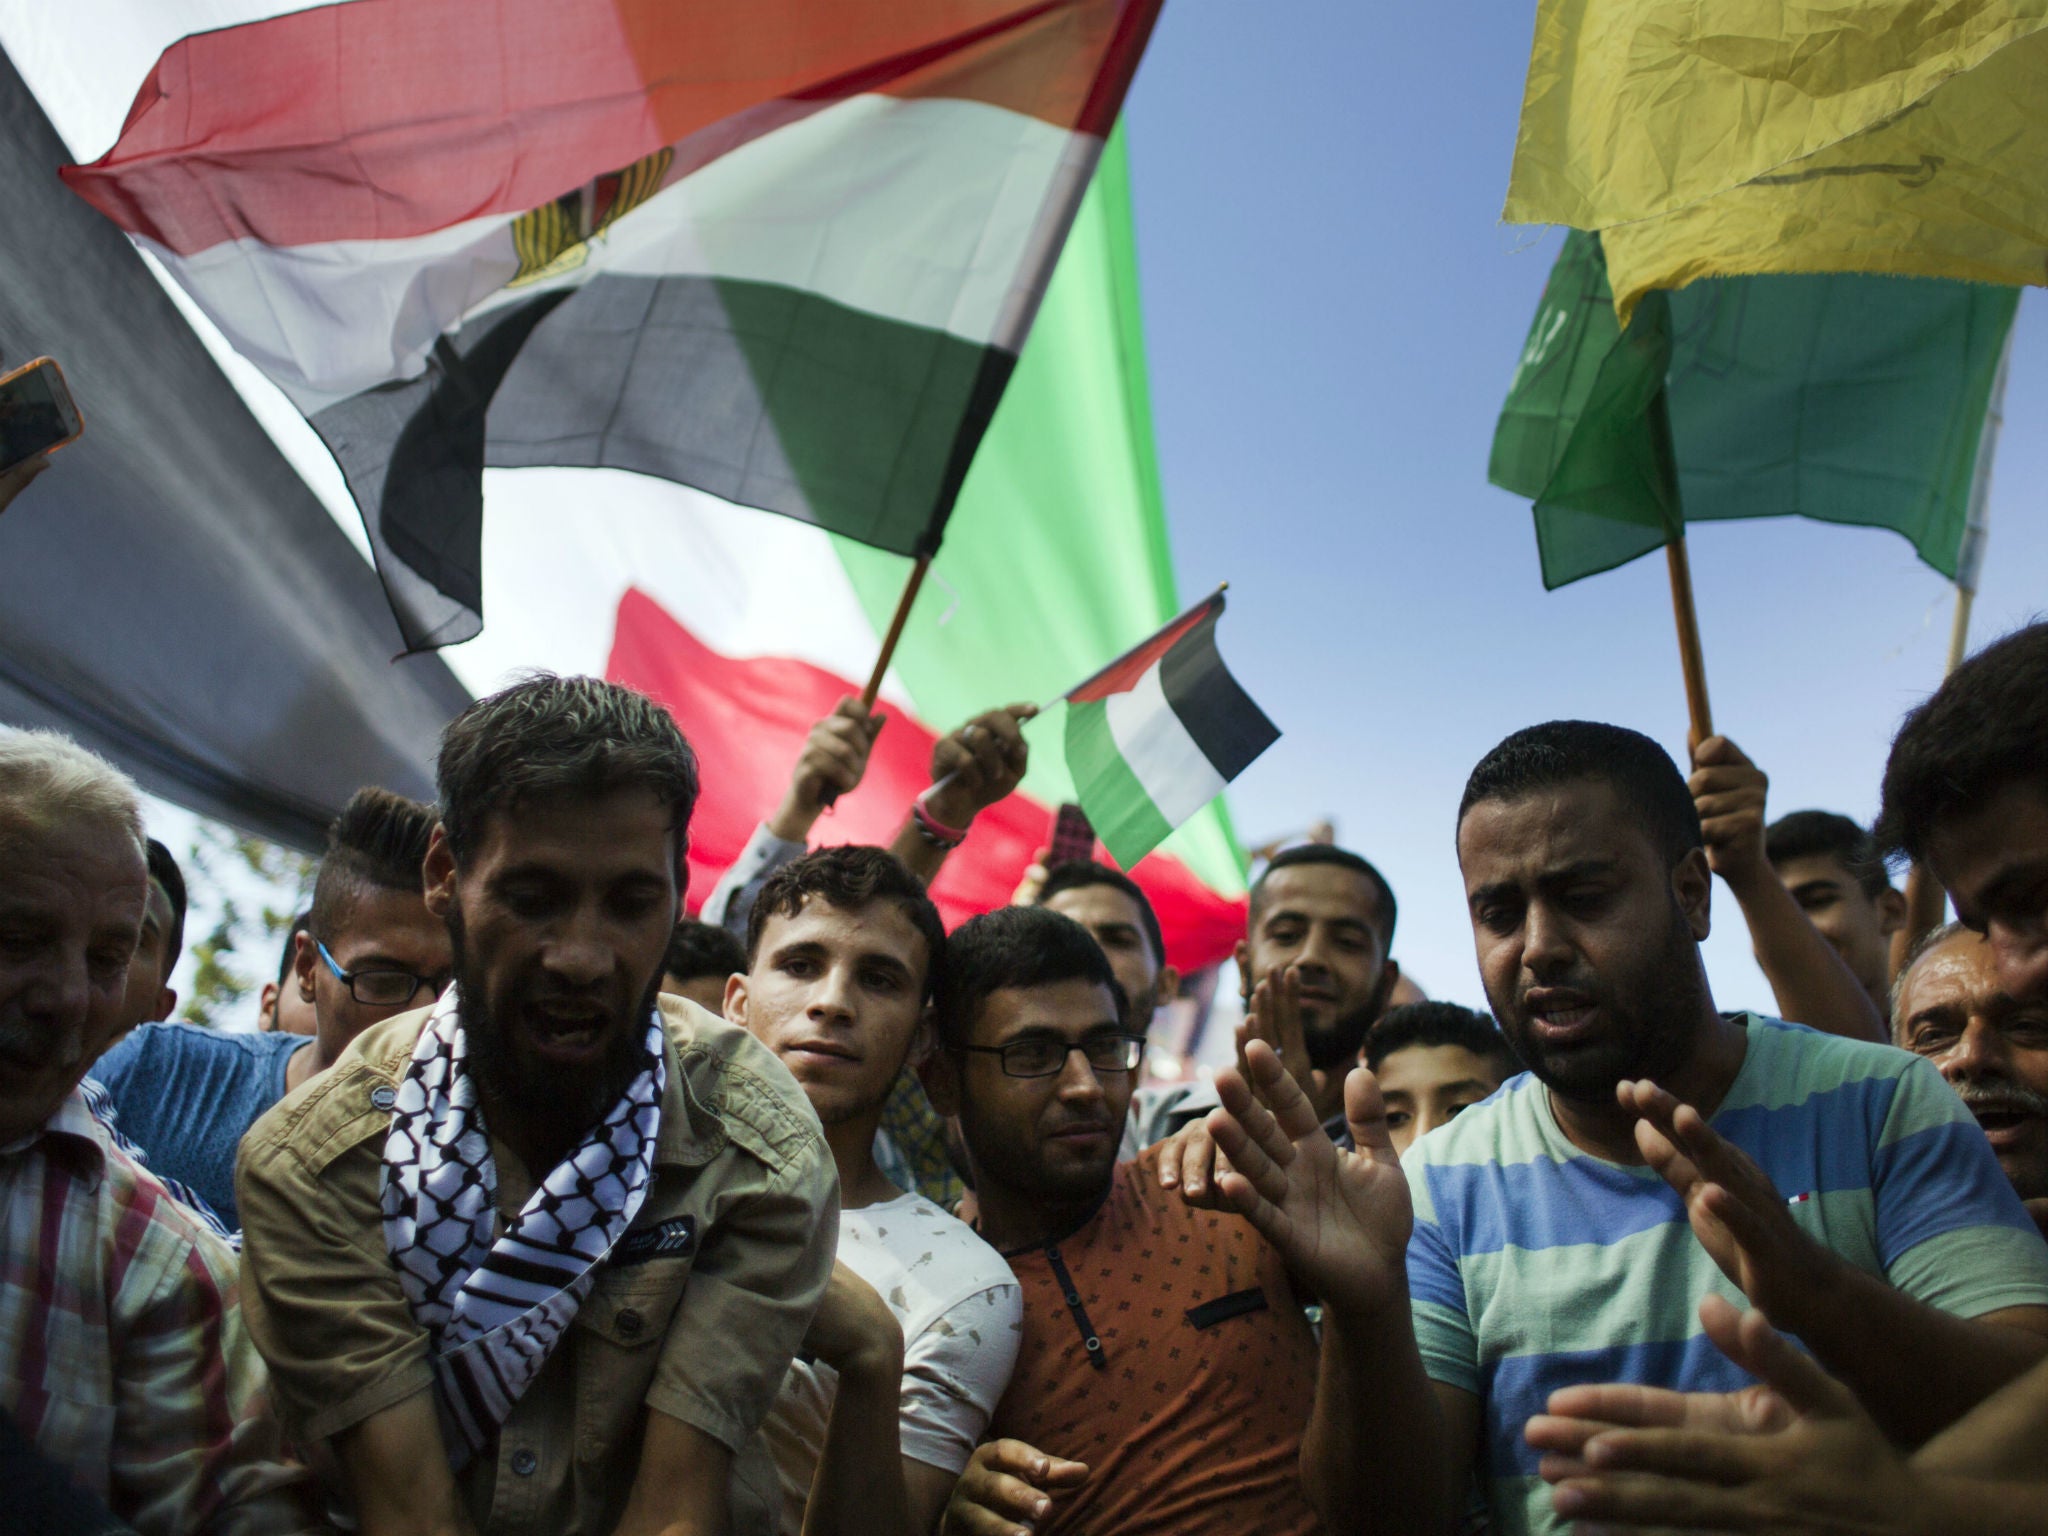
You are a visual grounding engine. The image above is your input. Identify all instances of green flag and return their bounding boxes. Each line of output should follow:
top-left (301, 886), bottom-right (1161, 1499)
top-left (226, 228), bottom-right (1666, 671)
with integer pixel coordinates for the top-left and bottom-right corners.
top-left (1491, 232), bottom-right (2020, 589)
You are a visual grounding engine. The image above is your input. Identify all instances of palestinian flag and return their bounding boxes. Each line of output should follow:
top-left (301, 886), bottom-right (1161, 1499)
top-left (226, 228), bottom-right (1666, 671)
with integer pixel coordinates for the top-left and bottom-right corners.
top-left (62, 0), bottom-right (1163, 650)
top-left (1064, 590), bottom-right (1277, 868)
top-left (8, 5), bottom-right (1253, 973)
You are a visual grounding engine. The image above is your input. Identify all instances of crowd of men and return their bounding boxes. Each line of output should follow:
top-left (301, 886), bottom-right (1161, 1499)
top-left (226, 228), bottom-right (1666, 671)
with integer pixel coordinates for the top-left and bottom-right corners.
top-left (5, 616), bottom-right (2048, 1536)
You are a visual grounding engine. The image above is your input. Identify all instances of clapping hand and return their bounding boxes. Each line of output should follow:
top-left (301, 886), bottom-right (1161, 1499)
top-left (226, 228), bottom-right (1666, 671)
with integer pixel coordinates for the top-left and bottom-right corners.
top-left (1158, 970), bottom-right (1316, 1209)
top-left (1619, 1079), bottom-right (1837, 1326)
top-left (1535, 1294), bottom-right (1924, 1533)
top-left (1202, 1040), bottom-right (1412, 1318)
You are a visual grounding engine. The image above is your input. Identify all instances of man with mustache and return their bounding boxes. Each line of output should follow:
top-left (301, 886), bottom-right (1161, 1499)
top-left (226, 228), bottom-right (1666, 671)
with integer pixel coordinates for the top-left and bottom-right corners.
top-left (236, 676), bottom-right (837, 1536)
top-left (1190, 720), bottom-right (2048, 1536)
top-left (929, 906), bottom-right (1323, 1536)
top-left (1893, 924), bottom-right (2048, 1237)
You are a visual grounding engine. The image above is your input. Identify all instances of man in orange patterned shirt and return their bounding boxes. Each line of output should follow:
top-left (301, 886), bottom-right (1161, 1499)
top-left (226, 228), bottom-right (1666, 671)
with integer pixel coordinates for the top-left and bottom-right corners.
top-left (924, 906), bottom-right (1322, 1536)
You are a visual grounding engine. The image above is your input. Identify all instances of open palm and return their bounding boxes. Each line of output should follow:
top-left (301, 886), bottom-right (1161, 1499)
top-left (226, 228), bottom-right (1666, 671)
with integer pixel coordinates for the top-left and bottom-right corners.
top-left (1207, 1041), bottom-right (1413, 1317)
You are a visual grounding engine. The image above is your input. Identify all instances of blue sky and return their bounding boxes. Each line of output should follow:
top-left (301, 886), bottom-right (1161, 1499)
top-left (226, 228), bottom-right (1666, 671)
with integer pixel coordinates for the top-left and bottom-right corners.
top-left (1120, 3), bottom-right (2047, 1010)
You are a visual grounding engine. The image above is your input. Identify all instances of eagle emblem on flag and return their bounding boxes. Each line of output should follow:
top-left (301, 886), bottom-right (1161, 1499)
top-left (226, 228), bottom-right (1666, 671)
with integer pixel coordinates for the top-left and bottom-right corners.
top-left (510, 147), bottom-right (675, 287)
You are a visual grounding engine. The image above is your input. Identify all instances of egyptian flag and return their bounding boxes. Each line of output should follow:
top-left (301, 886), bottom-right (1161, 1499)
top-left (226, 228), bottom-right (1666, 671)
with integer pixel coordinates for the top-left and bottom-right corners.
top-left (11, 4), bottom-right (1255, 973)
top-left (1064, 590), bottom-right (1278, 868)
top-left (62, 0), bottom-right (1164, 650)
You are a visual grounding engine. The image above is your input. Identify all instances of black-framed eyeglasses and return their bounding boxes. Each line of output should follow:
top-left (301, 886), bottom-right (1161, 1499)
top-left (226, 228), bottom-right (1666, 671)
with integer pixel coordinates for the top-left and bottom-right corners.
top-left (955, 1033), bottom-right (1146, 1079)
top-left (316, 940), bottom-right (446, 1009)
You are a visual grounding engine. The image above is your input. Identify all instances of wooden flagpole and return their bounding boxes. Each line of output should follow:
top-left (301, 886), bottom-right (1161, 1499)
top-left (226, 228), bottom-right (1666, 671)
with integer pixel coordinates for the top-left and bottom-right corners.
top-left (859, 555), bottom-right (932, 710)
top-left (1664, 534), bottom-right (1713, 748)
top-left (816, 554), bottom-right (930, 811)
top-left (1649, 384), bottom-right (1712, 748)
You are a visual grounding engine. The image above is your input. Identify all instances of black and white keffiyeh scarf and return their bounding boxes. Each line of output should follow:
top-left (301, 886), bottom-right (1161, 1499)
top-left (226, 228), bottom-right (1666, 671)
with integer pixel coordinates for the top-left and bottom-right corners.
top-left (381, 986), bottom-right (665, 1466)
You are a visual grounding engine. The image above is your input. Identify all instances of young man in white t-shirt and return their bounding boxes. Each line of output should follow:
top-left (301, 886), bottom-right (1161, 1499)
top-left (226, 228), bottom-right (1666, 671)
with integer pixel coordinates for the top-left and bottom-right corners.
top-left (727, 845), bottom-right (1021, 1536)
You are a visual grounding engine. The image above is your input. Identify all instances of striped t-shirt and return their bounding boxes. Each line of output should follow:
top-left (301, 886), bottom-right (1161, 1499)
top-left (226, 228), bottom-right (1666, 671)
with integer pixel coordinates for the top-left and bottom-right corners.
top-left (1404, 1014), bottom-right (2048, 1536)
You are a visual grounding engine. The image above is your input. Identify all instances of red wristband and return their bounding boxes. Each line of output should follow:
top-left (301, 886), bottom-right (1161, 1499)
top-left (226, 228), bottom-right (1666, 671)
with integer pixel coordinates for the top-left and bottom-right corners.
top-left (913, 786), bottom-right (972, 842)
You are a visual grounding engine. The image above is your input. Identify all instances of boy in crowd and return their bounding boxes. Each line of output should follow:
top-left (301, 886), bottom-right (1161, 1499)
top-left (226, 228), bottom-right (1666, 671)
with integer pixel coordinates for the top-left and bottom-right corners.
top-left (729, 847), bottom-right (1020, 1536)
top-left (237, 675), bottom-right (836, 1536)
top-left (1686, 736), bottom-right (1886, 1040)
top-left (930, 906), bottom-right (1322, 1536)
top-left (661, 917), bottom-right (746, 1014)
top-left (1202, 721), bottom-right (2048, 1536)
top-left (93, 787), bottom-right (448, 1230)
top-left (107, 836), bottom-right (184, 1043)
top-left (1769, 809), bottom-right (1905, 1015)
top-left (0, 730), bottom-right (314, 1533)
top-left (1364, 1001), bottom-right (1517, 1155)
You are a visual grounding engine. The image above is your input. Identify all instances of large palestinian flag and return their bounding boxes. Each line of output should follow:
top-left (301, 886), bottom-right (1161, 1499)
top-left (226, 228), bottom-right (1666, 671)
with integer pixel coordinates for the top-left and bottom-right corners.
top-left (64, 0), bottom-right (1161, 651)
top-left (2, 2), bottom-right (1254, 971)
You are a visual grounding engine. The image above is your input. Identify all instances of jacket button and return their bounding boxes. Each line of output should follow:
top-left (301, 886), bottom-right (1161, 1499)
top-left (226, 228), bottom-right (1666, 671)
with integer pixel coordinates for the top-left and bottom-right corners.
top-left (510, 1448), bottom-right (538, 1477)
top-left (615, 1307), bottom-right (644, 1339)
top-left (369, 1084), bottom-right (397, 1111)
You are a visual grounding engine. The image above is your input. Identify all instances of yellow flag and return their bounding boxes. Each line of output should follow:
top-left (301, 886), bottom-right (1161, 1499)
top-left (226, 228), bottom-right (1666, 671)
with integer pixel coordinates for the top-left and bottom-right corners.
top-left (1505, 0), bottom-right (2048, 324)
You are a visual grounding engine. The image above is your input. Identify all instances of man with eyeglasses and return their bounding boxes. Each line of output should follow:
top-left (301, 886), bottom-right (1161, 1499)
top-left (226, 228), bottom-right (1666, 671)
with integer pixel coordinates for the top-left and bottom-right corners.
top-left (92, 787), bottom-right (449, 1230)
top-left (924, 905), bottom-right (1323, 1536)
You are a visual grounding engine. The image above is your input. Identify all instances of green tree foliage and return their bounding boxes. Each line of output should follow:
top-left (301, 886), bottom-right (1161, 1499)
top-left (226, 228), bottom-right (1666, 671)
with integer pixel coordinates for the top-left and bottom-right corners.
top-left (177, 826), bottom-right (315, 1028)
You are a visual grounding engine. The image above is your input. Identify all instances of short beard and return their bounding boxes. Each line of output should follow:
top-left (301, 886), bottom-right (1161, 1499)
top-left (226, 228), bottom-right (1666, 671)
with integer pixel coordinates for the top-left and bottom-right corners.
top-left (1304, 1002), bottom-right (1378, 1073)
top-left (1496, 900), bottom-right (1707, 1105)
top-left (449, 903), bottom-right (657, 1143)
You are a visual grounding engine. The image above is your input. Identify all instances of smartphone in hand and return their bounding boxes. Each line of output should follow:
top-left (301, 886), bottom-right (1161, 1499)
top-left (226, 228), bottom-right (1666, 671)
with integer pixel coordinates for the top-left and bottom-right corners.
top-left (0, 357), bottom-right (83, 475)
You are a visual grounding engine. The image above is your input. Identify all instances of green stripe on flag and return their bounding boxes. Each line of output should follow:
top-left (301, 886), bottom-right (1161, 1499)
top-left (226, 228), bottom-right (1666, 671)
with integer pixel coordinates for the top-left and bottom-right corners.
top-left (1064, 697), bottom-right (1173, 870)
top-left (830, 123), bottom-right (1248, 892)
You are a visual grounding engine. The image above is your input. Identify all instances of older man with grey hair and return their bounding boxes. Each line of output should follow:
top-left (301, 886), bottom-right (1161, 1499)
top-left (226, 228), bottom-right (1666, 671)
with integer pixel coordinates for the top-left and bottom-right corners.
top-left (1893, 921), bottom-right (2048, 1238)
top-left (0, 728), bottom-right (316, 1534)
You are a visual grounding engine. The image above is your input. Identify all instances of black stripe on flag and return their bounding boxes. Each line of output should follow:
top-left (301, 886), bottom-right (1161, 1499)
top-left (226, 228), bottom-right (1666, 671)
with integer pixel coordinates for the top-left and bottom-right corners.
top-left (1158, 607), bottom-right (1279, 781)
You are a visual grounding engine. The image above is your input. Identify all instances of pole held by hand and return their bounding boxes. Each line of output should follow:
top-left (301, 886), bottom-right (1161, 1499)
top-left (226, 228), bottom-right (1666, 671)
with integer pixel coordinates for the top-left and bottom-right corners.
top-left (1664, 534), bottom-right (1712, 748)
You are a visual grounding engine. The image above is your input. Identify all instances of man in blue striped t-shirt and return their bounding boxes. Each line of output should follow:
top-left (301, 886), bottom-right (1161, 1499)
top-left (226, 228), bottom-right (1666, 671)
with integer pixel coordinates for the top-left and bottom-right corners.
top-left (1191, 720), bottom-right (2048, 1536)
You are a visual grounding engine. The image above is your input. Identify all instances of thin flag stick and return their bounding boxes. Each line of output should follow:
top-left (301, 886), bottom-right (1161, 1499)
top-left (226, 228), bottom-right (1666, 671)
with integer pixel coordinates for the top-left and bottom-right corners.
top-left (1894, 326), bottom-right (2012, 974)
top-left (1664, 534), bottom-right (1712, 748)
top-left (815, 554), bottom-right (930, 812)
top-left (859, 554), bottom-right (932, 710)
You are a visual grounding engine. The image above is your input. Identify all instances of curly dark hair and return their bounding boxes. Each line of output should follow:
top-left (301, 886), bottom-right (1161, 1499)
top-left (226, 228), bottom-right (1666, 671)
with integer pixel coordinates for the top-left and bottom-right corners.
top-left (436, 674), bottom-right (699, 872)
top-left (747, 845), bottom-right (946, 1004)
top-left (1876, 622), bottom-right (2048, 864)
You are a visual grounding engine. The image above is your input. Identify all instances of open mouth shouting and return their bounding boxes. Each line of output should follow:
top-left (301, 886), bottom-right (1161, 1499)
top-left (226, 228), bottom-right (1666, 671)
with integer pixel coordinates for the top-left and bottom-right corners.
top-left (1522, 987), bottom-right (1602, 1047)
top-left (524, 1002), bottom-right (616, 1067)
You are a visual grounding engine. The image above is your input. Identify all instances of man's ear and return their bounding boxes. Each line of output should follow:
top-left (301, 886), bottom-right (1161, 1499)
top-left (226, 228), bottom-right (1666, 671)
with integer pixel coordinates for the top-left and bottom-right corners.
top-left (257, 981), bottom-right (280, 1030)
top-left (1232, 938), bottom-right (1252, 1000)
top-left (293, 931), bottom-right (318, 1003)
top-left (154, 986), bottom-right (178, 1024)
top-left (1876, 885), bottom-right (1907, 938)
top-left (1153, 964), bottom-right (1181, 1009)
top-left (919, 1042), bottom-right (963, 1118)
top-left (904, 1009), bottom-right (938, 1074)
top-left (422, 826), bottom-right (457, 920)
top-left (1674, 847), bottom-right (1713, 941)
top-left (1368, 957), bottom-right (1401, 1021)
top-left (722, 970), bottom-right (750, 1030)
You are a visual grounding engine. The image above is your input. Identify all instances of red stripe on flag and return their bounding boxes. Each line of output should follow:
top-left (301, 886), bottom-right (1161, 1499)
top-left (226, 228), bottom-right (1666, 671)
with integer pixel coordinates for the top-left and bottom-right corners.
top-left (605, 587), bottom-right (1243, 972)
top-left (1065, 592), bottom-right (1221, 704)
top-left (64, 0), bottom-right (1157, 257)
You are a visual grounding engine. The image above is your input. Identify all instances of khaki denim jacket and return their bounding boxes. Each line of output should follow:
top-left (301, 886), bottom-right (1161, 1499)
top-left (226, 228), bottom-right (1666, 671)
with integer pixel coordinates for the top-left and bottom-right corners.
top-left (236, 994), bottom-right (837, 1535)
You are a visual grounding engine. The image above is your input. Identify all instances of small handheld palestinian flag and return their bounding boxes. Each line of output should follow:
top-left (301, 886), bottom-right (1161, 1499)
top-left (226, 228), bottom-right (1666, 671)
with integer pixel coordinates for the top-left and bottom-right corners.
top-left (1062, 588), bottom-right (1278, 869)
